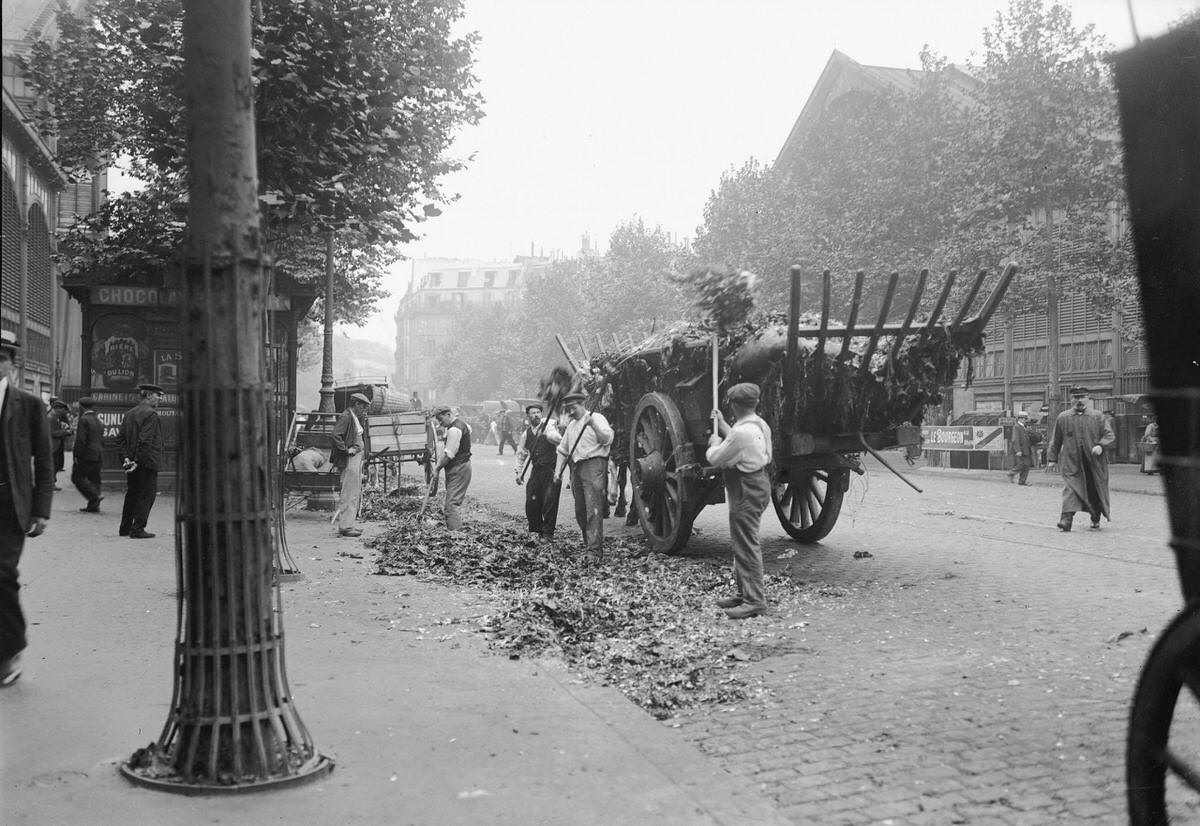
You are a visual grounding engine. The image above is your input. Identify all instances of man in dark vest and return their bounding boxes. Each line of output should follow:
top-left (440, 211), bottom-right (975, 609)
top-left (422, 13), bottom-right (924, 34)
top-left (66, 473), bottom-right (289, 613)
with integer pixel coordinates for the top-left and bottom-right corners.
top-left (432, 406), bottom-right (472, 530)
top-left (514, 402), bottom-right (562, 540)
top-left (71, 397), bottom-right (106, 512)
top-left (119, 383), bottom-right (164, 539)
top-left (1, 331), bottom-right (54, 686)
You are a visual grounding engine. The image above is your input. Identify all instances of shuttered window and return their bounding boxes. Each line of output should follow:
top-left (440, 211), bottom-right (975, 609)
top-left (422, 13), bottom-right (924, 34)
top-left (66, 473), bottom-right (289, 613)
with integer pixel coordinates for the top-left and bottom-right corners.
top-left (27, 204), bottom-right (51, 326)
top-left (2, 173), bottom-right (19, 314)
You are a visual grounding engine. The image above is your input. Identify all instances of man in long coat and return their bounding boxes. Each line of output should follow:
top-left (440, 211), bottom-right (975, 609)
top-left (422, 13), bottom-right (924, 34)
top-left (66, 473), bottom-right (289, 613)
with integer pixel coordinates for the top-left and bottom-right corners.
top-left (119, 383), bottom-right (164, 539)
top-left (1047, 386), bottom-right (1115, 531)
top-left (1006, 411), bottom-right (1034, 486)
top-left (0, 332), bottom-right (54, 686)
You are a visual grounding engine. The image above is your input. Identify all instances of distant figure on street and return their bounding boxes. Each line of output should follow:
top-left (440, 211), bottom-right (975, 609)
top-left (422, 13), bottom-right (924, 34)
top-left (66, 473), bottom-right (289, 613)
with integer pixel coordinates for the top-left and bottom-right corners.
top-left (706, 382), bottom-right (773, 620)
top-left (1047, 386), bottom-right (1114, 531)
top-left (410, 391), bottom-right (422, 411)
top-left (71, 397), bottom-right (105, 512)
top-left (497, 405), bottom-right (520, 455)
top-left (553, 390), bottom-right (613, 562)
top-left (432, 406), bottom-right (472, 530)
top-left (119, 383), bottom-right (164, 539)
top-left (1006, 411), bottom-right (1034, 486)
top-left (1139, 416), bottom-right (1161, 474)
top-left (515, 402), bottom-right (562, 540)
top-left (1, 331), bottom-right (54, 687)
top-left (331, 393), bottom-right (370, 538)
top-left (47, 397), bottom-right (71, 491)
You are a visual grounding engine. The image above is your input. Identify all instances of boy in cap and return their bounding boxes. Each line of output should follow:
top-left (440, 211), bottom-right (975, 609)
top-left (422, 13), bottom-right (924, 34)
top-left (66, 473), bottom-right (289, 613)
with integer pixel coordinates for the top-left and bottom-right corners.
top-left (706, 382), bottom-right (773, 619)
top-left (47, 397), bottom-right (72, 490)
top-left (119, 383), bottom-right (164, 539)
top-left (0, 331), bottom-right (54, 685)
top-left (1047, 386), bottom-right (1114, 531)
top-left (553, 390), bottom-right (614, 561)
top-left (72, 397), bottom-right (105, 512)
top-left (331, 392), bottom-right (371, 537)
top-left (515, 401), bottom-right (562, 539)
top-left (431, 405), bottom-right (472, 530)
top-left (1007, 410), bottom-right (1034, 486)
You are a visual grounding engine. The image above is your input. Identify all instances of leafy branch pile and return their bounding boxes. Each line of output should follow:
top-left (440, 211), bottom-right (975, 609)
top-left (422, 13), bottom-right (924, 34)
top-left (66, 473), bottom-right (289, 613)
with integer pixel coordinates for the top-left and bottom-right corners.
top-left (367, 501), bottom-right (803, 718)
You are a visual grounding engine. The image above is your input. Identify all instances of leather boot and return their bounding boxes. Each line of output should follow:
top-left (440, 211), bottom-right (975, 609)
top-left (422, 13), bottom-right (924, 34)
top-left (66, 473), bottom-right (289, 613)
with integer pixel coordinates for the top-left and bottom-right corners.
top-left (1056, 512), bottom-right (1073, 532)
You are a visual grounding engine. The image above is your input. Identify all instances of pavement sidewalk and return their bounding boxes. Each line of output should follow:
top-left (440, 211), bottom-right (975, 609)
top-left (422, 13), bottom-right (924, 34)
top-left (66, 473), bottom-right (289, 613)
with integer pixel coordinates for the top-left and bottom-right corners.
top-left (2, 490), bottom-right (789, 826)
top-left (908, 459), bottom-right (1165, 497)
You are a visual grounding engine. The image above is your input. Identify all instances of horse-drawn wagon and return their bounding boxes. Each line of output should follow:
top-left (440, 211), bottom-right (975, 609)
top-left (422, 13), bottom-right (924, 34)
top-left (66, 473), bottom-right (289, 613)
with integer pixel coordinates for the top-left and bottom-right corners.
top-left (561, 262), bottom-right (1018, 553)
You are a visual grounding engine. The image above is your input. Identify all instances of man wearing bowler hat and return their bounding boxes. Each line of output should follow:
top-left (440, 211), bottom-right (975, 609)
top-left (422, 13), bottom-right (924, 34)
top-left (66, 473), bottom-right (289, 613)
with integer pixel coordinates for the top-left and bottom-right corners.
top-left (0, 331), bottom-right (54, 685)
top-left (72, 397), bottom-right (105, 512)
top-left (331, 392), bottom-right (371, 537)
top-left (119, 382), bottom-right (164, 538)
top-left (514, 401), bottom-right (562, 539)
top-left (1047, 385), bottom-right (1114, 531)
top-left (706, 382), bottom-right (773, 619)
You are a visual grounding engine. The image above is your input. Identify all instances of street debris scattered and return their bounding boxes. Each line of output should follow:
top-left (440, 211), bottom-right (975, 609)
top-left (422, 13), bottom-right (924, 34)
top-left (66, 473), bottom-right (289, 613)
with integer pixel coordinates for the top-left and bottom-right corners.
top-left (366, 492), bottom-right (810, 719)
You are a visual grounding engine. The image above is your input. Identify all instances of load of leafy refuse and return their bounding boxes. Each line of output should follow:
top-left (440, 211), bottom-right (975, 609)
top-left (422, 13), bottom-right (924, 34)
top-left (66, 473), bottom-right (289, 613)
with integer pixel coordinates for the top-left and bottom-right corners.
top-left (589, 266), bottom-right (988, 442)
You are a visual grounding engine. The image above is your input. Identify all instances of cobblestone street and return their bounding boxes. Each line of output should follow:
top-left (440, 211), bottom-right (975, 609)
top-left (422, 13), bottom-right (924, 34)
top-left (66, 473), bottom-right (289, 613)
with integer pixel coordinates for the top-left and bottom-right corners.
top-left (465, 453), bottom-right (1191, 825)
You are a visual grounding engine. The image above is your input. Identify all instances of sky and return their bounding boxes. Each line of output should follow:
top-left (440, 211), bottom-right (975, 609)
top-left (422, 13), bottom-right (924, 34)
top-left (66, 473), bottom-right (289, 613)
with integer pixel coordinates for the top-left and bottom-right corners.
top-left (346, 0), bottom-right (1196, 347)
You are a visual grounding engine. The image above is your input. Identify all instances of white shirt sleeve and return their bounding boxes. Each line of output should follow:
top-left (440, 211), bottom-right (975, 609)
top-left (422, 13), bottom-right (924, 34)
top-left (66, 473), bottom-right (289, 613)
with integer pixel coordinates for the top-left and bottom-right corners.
top-left (444, 425), bottom-right (462, 459)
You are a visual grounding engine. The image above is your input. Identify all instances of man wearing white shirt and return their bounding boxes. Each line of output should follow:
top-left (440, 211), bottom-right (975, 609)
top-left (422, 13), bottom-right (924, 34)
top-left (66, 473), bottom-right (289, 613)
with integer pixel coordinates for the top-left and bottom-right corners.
top-left (331, 393), bottom-right (370, 537)
top-left (432, 406), bottom-right (472, 530)
top-left (706, 382), bottom-right (773, 619)
top-left (554, 391), bottom-right (613, 561)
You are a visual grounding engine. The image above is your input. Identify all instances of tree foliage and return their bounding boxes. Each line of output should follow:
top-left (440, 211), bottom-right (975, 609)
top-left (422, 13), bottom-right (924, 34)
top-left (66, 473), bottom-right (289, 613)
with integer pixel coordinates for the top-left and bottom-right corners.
top-left (27, 0), bottom-right (482, 322)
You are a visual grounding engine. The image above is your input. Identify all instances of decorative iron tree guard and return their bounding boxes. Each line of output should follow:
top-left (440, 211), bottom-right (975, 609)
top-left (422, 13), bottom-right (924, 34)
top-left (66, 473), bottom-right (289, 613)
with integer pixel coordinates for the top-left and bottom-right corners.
top-left (120, 0), bottom-right (331, 791)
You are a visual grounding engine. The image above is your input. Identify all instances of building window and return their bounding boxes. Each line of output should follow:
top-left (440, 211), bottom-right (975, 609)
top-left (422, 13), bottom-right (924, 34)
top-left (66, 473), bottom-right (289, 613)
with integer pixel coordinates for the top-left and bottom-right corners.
top-left (453, 292), bottom-right (465, 309)
top-left (484, 270), bottom-right (497, 287)
top-left (457, 271), bottom-right (470, 288)
top-left (427, 272), bottom-right (441, 288)
top-left (507, 270), bottom-right (520, 286)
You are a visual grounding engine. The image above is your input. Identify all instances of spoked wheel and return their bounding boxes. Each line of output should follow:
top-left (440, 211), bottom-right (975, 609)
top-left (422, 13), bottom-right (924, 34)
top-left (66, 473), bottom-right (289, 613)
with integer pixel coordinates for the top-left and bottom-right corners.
top-left (771, 466), bottom-right (849, 543)
top-left (630, 392), bottom-right (696, 553)
top-left (1127, 602), bottom-right (1200, 825)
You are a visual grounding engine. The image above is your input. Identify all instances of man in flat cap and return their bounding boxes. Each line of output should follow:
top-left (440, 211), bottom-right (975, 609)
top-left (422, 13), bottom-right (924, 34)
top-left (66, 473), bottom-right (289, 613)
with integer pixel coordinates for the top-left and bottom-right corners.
top-left (47, 397), bottom-right (72, 491)
top-left (119, 383), bottom-right (164, 539)
top-left (706, 382), bottom-right (773, 619)
top-left (431, 405), bottom-right (472, 530)
top-left (553, 389), bottom-right (614, 561)
top-left (331, 393), bottom-right (371, 537)
top-left (71, 397), bottom-right (105, 512)
top-left (0, 331), bottom-right (54, 685)
top-left (1047, 386), bottom-right (1114, 531)
top-left (1006, 410), bottom-right (1035, 486)
top-left (515, 401), bottom-right (562, 539)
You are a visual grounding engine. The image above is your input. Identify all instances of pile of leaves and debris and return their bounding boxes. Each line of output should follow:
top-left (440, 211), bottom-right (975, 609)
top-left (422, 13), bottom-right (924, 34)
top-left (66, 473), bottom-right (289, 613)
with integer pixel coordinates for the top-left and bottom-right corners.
top-left (366, 499), bottom-right (806, 719)
top-left (358, 483), bottom-right (426, 521)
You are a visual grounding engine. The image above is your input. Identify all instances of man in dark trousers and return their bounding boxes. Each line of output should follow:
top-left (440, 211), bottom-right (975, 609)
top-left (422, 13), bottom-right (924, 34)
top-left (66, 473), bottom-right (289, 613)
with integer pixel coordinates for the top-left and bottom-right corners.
top-left (497, 405), bottom-right (519, 455)
top-left (47, 397), bottom-right (71, 491)
top-left (330, 392), bottom-right (371, 538)
top-left (706, 382), bottom-right (773, 620)
top-left (431, 405), bottom-right (472, 530)
top-left (1047, 386), bottom-right (1115, 531)
top-left (119, 383), bottom-right (164, 539)
top-left (1006, 410), bottom-right (1034, 486)
top-left (71, 396), bottom-right (105, 512)
top-left (514, 402), bottom-right (562, 540)
top-left (0, 331), bottom-right (54, 686)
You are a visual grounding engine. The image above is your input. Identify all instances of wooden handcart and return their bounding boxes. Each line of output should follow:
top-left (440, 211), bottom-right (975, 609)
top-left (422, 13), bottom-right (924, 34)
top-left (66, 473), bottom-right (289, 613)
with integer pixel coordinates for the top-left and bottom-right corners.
top-left (561, 262), bottom-right (1017, 553)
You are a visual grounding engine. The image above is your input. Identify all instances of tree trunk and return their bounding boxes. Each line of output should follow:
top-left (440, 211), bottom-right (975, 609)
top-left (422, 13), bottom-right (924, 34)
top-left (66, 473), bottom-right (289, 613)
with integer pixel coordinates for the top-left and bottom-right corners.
top-left (122, 0), bottom-right (330, 791)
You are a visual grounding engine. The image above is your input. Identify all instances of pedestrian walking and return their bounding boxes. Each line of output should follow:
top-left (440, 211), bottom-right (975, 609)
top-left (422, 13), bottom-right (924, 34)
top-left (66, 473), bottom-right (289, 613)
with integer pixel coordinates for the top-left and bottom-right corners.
top-left (71, 397), bottom-right (105, 512)
top-left (1139, 416), bottom-right (1160, 474)
top-left (1047, 386), bottom-right (1115, 531)
top-left (431, 406), bottom-right (472, 530)
top-left (514, 402), bottom-right (562, 540)
top-left (47, 397), bottom-right (71, 491)
top-left (706, 382), bottom-right (773, 619)
top-left (330, 393), bottom-right (371, 538)
top-left (410, 391), bottom-right (422, 411)
top-left (1006, 411), bottom-right (1035, 486)
top-left (0, 331), bottom-right (54, 686)
top-left (119, 383), bottom-right (164, 539)
top-left (497, 406), bottom-right (520, 455)
top-left (553, 391), bottom-right (613, 562)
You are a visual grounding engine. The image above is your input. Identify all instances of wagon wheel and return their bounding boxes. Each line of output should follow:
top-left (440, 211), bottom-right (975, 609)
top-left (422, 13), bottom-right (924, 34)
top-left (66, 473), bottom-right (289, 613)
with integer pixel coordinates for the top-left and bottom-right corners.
top-left (1127, 602), bottom-right (1200, 825)
top-left (771, 466), bottom-right (849, 543)
top-left (630, 392), bottom-right (696, 553)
